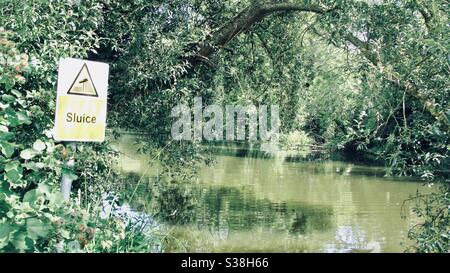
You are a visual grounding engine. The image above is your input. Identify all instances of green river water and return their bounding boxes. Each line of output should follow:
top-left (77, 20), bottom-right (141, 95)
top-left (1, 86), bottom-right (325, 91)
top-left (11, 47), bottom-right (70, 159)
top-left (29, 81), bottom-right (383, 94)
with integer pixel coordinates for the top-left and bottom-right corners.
top-left (114, 135), bottom-right (432, 253)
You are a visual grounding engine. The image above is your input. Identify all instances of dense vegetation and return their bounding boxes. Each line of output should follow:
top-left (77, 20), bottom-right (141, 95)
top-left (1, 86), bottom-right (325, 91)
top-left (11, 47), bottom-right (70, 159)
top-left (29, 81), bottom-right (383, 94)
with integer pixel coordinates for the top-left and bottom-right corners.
top-left (1, 0), bottom-right (449, 252)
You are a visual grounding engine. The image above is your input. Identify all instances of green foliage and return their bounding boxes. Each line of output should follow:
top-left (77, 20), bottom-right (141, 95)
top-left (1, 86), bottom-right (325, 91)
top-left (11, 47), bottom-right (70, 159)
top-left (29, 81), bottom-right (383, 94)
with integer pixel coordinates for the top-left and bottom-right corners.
top-left (0, 2), bottom-right (161, 253)
top-left (407, 184), bottom-right (450, 253)
top-left (0, 28), bottom-right (60, 252)
top-left (149, 176), bottom-right (198, 224)
top-left (280, 130), bottom-right (314, 151)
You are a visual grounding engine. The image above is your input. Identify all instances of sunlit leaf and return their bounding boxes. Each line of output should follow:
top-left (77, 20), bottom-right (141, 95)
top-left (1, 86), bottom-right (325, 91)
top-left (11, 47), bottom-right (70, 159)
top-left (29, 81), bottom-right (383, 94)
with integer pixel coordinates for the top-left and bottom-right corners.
top-left (0, 141), bottom-right (14, 158)
top-left (20, 149), bottom-right (37, 160)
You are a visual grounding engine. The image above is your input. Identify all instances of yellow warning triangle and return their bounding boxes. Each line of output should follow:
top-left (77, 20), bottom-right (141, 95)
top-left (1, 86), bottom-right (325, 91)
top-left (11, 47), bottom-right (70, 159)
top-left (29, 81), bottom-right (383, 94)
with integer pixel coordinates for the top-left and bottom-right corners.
top-left (67, 63), bottom-right (98, 97)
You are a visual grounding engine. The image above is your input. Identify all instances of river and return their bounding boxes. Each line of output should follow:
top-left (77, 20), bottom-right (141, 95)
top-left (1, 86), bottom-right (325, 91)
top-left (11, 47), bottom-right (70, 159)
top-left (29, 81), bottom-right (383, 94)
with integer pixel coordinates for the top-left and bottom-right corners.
top-left (114, 135), bottom-right (432, 253)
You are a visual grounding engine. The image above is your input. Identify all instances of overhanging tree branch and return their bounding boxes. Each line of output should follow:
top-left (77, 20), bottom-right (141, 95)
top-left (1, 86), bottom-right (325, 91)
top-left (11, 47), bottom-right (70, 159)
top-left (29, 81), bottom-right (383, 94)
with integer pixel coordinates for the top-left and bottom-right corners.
top-left (189, 1), bottom-right (328, 66)
top-left (342, 34), bottom-right (450, 132)
top-left (187, 1), bottom-right (449, 132)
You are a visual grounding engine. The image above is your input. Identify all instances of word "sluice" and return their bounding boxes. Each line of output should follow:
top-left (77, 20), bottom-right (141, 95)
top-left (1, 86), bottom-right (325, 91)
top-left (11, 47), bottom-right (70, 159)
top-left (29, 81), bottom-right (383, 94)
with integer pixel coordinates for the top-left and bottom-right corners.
top-left (66, 112), bottom-right (97, 124)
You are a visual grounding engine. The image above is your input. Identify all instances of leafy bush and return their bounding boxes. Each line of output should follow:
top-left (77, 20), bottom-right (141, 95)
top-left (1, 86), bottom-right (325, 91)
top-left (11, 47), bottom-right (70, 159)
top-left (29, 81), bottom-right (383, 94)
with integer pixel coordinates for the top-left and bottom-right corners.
top-left (280, 130), bottom-right (314, 151)
top-left (407, 184), bottom-right (450, 253)
top-left (0, 1), bottom-right (161, 253)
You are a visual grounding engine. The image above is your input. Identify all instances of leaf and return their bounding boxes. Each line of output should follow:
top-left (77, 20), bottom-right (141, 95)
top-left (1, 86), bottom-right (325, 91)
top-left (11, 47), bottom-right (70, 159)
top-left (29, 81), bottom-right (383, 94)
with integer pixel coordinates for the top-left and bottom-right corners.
top-left (11, 90), bottom-right (22, 98)
top-left (4, 161), bottom-right (23, 185)
top-left (4, 109), bottom-right (19, 127)
top-left (0, 125), bottom-right (14, 141)
top-left (0, 131), bottom-right (14, 141)
top-left (10, 232), bottom-right (30, 252)
top-left (32, 139), bottom-right (46, 151)
top-left (0, 221), bottom-right (15, 249)
top-left (0, 141), bottom-right (14, 158)
top-left (4, 161), bottom-right (19, 172)
top-left (48, 192), bottom-right (64, 206)
top-left (22, 162), bottom-right (43, 171)
top-left (0, 179), bottom-right (13, 196)
top-left (67, 240), bottom-right (81, 252)
top-left (26, 218), bottom-right (51, 240)
top-left (1, 94), bottom-right (15, 103)
top-left (20, 148), bottom-right (37, 160)
top-left (0, 102), bottom-right (8, 109)
top-left (5, 169), bottom-right (21, 183)
top-left (37, 182), bottom-right (51, 196)
top-left (0, 222), bottom-right (13, 241)
top-left (16, 111), bottom-right (31, 125)
top-left (23, 189), bottom-right (39, 204)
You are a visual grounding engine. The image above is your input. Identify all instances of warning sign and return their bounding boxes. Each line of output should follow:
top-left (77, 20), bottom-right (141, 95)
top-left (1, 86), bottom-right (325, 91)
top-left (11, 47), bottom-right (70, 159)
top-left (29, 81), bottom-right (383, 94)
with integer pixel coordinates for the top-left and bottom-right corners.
top-left (54, 58), bottom-right (109, 142)
top-left (67, 64), bottom-right (99, 97)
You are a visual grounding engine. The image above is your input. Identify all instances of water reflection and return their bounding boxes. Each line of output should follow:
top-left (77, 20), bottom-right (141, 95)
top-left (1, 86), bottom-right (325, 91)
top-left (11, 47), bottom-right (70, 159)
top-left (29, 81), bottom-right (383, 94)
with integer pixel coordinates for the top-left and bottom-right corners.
top-left (194, 156), bottom-right (431, 252)
top-left (114, 136), bottom-right (433, 253)
top-left (196, 186), bottom-right (333, 235)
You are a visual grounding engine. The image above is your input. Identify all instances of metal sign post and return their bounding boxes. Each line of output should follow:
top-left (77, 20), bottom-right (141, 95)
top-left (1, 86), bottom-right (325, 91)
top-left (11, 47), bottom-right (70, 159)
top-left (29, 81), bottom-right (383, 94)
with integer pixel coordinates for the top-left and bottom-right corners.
top-left (60, 142), bottom-right (76, 201)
